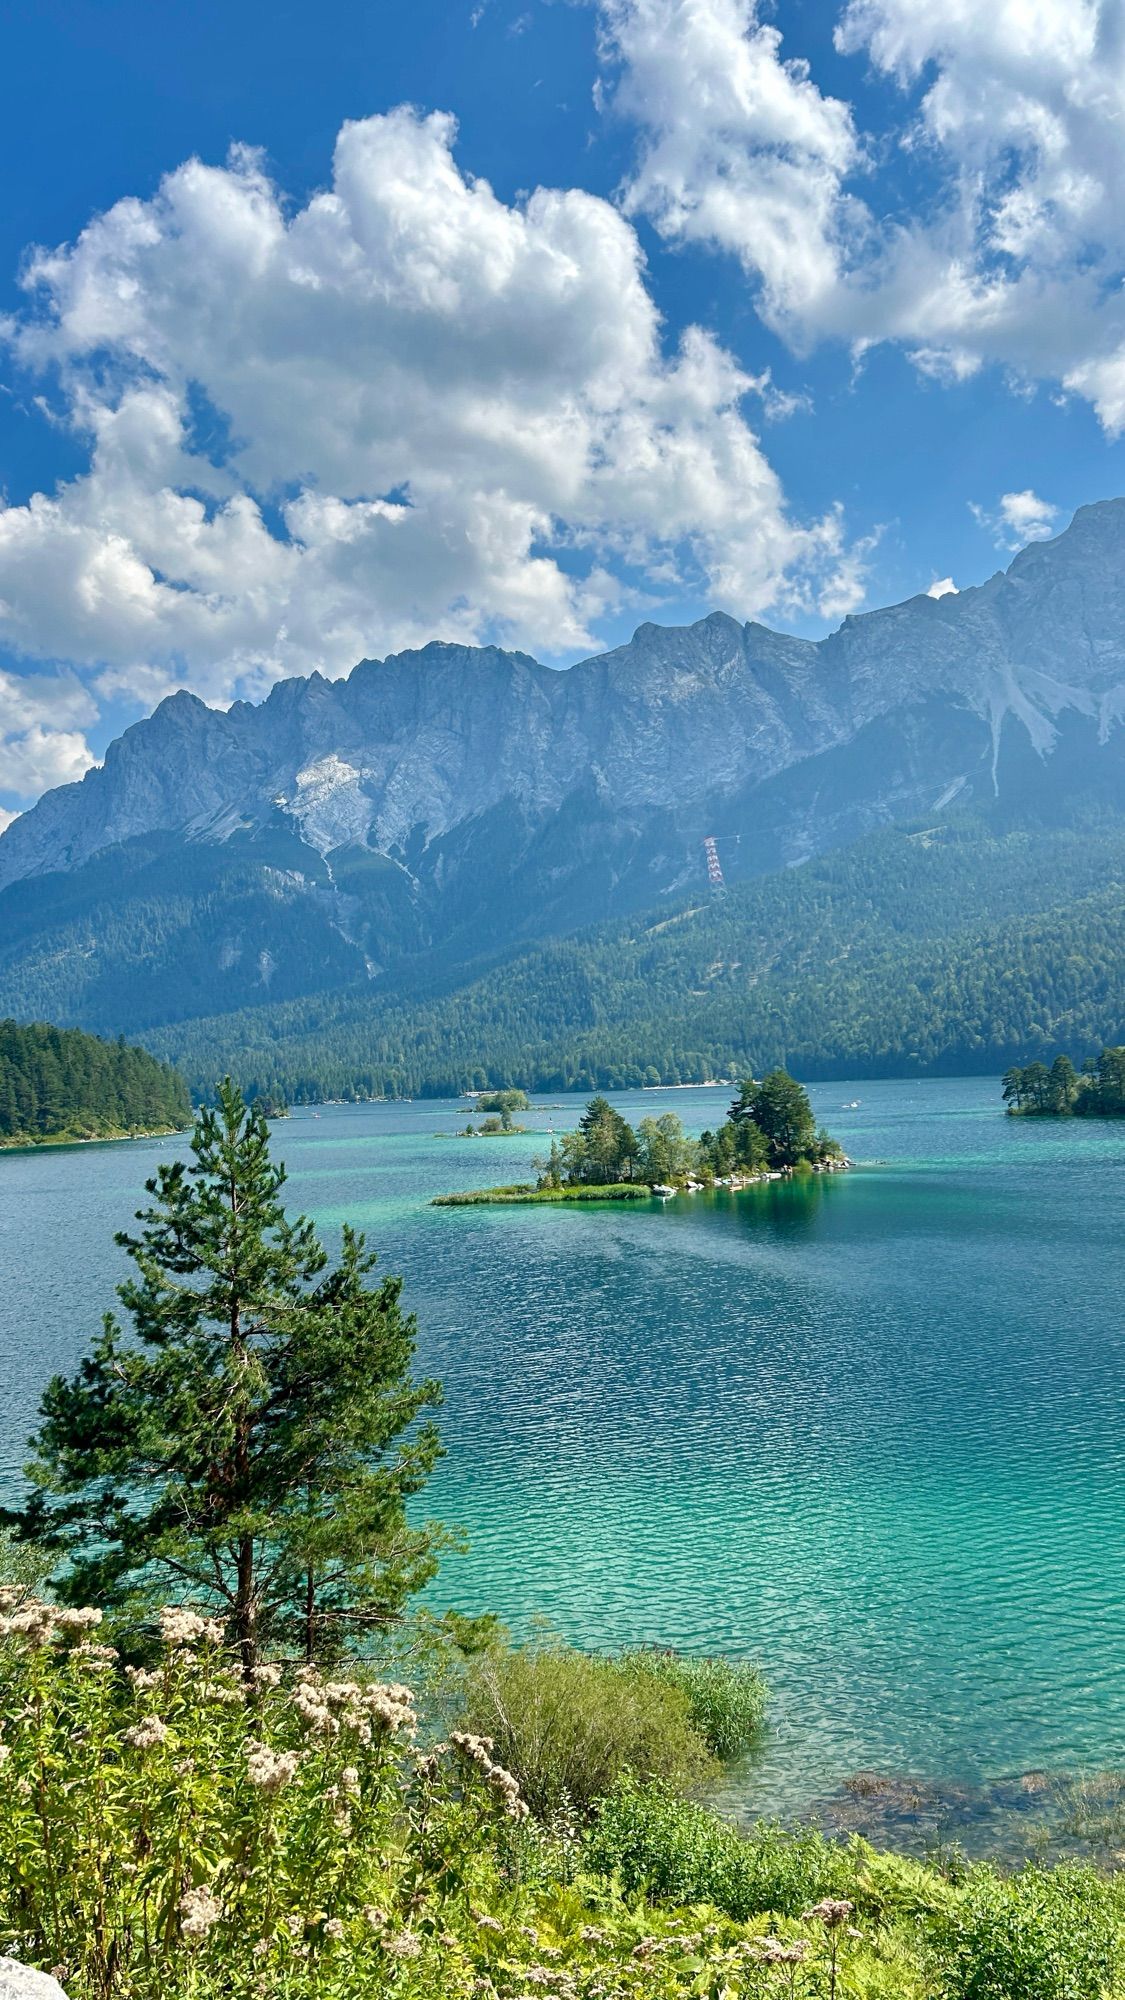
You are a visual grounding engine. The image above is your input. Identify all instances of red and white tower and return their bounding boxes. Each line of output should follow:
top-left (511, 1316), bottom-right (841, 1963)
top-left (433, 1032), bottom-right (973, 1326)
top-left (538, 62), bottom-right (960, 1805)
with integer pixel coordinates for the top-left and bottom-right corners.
top-left (703, 836), bottom-right (725, 890)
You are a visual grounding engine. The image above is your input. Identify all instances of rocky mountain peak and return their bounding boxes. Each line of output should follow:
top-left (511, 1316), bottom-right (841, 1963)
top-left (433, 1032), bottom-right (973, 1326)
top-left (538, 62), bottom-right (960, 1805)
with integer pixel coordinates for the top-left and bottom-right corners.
top-left (2, 499), bottom-right (1124, 911)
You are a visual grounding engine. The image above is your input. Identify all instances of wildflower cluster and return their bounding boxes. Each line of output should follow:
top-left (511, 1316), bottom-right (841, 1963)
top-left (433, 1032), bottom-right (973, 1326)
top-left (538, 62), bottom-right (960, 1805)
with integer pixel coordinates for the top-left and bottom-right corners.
top-left (292, 1668), bottom-right (417, 1741)
top-left (159, 1606), bottom-right (226, 1650)
top-left (0, 1589), bottom-right (103, 1645)
top-left (0, 1600), bottom-right (434, 1995)
top-left (1, 1597), bottom-right (1121, 2000)
top-left (178, 1886), bottom-right (223, 1940)
top-left (245, 1741), bottom-right (302, 1792)
top-left (450, 1730), bottom-right (530, 1821)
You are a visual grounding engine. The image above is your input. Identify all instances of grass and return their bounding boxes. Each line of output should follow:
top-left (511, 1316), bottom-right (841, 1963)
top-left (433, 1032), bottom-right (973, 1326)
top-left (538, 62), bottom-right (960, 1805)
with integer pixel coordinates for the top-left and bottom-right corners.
top-left (619, 1651), bottom-right (769, 1760)
top-left (432, 1182), bottom-right (652, 1205)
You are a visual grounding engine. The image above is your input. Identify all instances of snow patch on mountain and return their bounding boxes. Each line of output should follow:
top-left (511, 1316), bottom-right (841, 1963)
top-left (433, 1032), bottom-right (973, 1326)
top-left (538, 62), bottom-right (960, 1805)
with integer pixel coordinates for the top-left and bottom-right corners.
top-left (285, 756), bottom-right (374, 856)
top-left (1097, 684), bottom-right (1125, 743)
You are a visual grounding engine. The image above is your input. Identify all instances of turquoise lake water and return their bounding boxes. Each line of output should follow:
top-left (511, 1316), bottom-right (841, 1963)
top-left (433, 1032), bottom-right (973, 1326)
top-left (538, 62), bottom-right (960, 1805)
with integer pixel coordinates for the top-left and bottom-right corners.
top-left (2, 1077), bottom-right (1124, 1841)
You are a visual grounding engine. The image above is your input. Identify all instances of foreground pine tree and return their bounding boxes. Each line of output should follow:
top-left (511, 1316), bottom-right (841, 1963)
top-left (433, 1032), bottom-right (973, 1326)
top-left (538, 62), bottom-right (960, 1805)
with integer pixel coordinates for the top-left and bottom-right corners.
top-left (8, 1080), bottom-right (444, 1670)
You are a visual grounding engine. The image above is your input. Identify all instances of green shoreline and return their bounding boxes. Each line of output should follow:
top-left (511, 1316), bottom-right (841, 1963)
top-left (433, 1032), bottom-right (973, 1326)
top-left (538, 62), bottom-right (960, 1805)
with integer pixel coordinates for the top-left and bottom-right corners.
top-left (0, 1121), bottom-right (189, 1153)
top-left (434, 1161), bottom-right (851, 1207)
top-left (432, 1181), bottom-right (651, 1206)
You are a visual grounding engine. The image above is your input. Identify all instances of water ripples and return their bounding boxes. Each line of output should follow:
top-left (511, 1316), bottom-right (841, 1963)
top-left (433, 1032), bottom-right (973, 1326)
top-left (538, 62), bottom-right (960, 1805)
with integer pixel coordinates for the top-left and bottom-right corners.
top-left (2, 1079), bottom-right (1124, 1819)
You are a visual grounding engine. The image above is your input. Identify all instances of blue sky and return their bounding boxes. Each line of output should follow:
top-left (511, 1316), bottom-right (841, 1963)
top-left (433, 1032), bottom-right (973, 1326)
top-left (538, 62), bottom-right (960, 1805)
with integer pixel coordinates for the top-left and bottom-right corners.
top-left (2, 0), bottom-right (1125, 816)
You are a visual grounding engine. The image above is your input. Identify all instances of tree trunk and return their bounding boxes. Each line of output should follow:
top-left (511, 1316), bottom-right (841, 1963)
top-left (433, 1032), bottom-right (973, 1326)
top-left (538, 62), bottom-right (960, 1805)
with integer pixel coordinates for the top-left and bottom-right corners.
top-left (304, 1566), bottom-right (315, 1666)
top-left (235, 1533), bottom-right (256, 1677)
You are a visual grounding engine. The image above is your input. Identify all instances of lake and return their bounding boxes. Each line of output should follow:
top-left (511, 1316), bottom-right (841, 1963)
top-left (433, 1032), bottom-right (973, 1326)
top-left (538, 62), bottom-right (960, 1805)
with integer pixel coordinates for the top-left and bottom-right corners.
top-left (2, 1077), bottom-right (1124, 1848)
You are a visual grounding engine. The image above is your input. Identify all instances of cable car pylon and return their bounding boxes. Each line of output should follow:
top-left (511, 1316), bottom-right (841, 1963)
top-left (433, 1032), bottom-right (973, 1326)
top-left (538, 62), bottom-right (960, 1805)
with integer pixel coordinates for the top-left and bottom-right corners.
top-left (703, 835), bottom-right (726, 893)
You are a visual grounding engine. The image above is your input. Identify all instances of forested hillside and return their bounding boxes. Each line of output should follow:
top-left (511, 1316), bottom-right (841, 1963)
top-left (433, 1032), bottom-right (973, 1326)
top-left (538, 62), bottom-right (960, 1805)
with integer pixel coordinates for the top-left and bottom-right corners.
top-left (148, 816), bottom-right (1125, 1100)
top-left (0, 1020), bottom-right (190, 1144)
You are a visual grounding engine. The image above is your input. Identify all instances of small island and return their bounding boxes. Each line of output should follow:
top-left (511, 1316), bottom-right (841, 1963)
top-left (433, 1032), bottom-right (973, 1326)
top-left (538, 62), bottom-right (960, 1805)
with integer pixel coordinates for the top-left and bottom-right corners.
top-left (0, 1018), bottom-right (191, 1148)
top-left (455, 1088), bottom-right (531, 1136)
top-left (434, 1071), bottom-right (848, 1206)
top-left (1003, 1047), bottom-right (1125, 1117)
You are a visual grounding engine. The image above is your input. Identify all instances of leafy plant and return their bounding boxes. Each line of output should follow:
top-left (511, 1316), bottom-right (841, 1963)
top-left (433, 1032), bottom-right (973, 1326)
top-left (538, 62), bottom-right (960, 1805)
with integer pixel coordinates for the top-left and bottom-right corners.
top-left (586, 1778), bottom-right (849, 1920)
top-left (0, 1593), bottom-right (524, 1999)
top-left (930, 1864), bottom-right (1125, 2000)
top-left (458, 1639), bottom-right (716, 1817)
top-left (619, 1651), bottom-right (768, 1760)
top-left (0, 1526), bottom-right (53, 1601)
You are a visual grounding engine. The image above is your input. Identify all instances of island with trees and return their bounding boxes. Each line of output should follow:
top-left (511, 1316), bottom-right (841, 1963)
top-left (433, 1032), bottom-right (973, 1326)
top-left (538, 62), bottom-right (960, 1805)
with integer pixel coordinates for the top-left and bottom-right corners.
top-left (434, 1070), bottom-right (847, 1205)
top-left (456, 1087), bottom-right (531, 1136)
top-left (1003, 1046), bottom-right (1125, 1117)
top-left (0, 1018), bottom-right (191, 1148)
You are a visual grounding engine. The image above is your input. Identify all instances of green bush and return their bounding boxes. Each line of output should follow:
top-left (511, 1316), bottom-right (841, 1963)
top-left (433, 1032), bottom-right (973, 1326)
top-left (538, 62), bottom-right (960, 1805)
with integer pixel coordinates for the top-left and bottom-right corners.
top-left (4, 1590), bottom-right (1125, 2000)
top-left (458, 1640), bottom-right (716, 1817)
top-left (0, 1526), bottom-right (53, 1598)
top-left (586, 1777), bottom-right (849, 1919)
top-left (931, 1864), bottom-right (1125, 2000)
top-left (619, 1651), bottom-right (768, 1759)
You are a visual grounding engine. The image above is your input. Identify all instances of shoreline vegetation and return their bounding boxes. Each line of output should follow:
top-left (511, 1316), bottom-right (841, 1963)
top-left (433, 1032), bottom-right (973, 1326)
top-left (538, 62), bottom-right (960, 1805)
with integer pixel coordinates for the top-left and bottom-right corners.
top-left (1, 1087), bottom-right (1122, 2000)
top-left (433, 1180), bottom-right (651, 1206)
top-left (0, 1119), bottom-right (187, 1152)
top-left (1003, 1046), bottom-right (1125, 1117)
top-left (0, 1018), bottom-right (190, 1150)
top-left (434, 1071), bottom-right (849, 1208)
top-left (441, 1088), bottom-right (535, 1139)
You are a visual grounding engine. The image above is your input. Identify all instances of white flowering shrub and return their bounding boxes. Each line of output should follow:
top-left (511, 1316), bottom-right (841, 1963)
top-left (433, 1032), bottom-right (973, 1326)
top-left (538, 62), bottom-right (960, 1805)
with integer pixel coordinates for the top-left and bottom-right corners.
top-left (3, 1588), bottom-right (1121, 2000)
top-left (0, 1591), bottom-right (529, 1998)
top-left (0, 1589), bottom-right (906, 2000)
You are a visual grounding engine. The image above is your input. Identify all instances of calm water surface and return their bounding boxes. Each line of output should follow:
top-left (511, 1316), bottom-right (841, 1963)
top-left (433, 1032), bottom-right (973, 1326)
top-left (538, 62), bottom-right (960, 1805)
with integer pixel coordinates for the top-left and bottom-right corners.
top-left (2, 1078), bottom-right (1123, 1829)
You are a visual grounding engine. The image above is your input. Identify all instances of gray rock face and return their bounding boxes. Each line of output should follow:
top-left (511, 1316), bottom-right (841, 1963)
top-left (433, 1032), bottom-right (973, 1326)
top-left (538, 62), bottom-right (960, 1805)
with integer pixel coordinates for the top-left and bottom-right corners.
top-left (0, 1962), bottom-right (69, 2000)
top-left (4, 501), bottom-right (1125, 896)
top-left (3, 498), bottom-right (1125, 1031)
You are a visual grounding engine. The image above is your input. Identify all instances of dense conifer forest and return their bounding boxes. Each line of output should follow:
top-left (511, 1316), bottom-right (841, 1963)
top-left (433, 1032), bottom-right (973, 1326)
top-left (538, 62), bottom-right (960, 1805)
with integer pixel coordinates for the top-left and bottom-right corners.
top-left (0, 1019), bottom-right (190, 1144)
top-left (145, 817), bottom-right (1125, 1102)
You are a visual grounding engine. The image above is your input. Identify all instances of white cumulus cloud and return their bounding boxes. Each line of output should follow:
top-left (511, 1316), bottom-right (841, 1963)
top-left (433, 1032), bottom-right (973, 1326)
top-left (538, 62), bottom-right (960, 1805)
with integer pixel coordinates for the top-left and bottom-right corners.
top-left (926, 576), bottom-right (957, 597)
top-left (970, 488), bottom-right (1058, 549)
top-left (0, 668), bottom-right (97, 802)
top-left (998, 489), bottom-right (1059, 541)
top-left (0, 108), bottom-right (860, 746)
top-left (600, 0), bottom-right (861, 331)
top-left (600, 0), bottom-right (1125, 428)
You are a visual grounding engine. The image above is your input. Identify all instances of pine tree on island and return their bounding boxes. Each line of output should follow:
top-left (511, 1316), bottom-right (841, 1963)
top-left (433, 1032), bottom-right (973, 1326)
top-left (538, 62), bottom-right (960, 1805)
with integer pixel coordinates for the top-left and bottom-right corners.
top-left (1001, 1049), bottom-right (1125, 1116)
top-left (6, 1081), bottom-right (444, 1671)
top-left (532, 1070), bottom-right (844, 1194)
top-left (699, 1069), bottom-right (841, 1179)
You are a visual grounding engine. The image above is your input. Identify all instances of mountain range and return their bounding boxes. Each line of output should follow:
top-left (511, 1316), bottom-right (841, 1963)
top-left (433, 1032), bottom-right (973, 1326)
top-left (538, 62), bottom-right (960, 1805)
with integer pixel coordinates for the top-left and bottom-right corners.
top-left (4, 498), bottom-right (1125, 1089)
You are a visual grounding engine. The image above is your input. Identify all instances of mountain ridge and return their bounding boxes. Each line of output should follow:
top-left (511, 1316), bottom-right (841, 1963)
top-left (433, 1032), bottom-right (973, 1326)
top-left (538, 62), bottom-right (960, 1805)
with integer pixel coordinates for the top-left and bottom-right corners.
top-left (145, 814), bottom-right (1125, 1099)
top-left (3, 497), bottom-right (1125, 1046)
top-left (6, 496), bottom-right (1125, 894)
